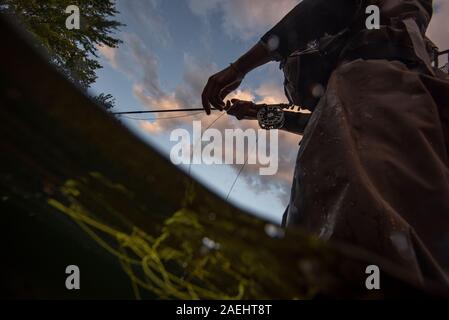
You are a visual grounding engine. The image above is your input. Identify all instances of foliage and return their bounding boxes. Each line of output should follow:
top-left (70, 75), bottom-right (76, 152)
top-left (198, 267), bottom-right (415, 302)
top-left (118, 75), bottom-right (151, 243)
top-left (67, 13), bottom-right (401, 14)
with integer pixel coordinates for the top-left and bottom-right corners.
top-left (93, 92), bottom-right (116, 110)
top-left (0, 0), bottom-right (124, 90)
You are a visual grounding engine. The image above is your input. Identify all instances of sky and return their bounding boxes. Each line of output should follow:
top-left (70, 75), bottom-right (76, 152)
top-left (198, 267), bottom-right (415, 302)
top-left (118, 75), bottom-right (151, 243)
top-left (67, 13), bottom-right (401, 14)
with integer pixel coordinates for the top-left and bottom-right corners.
top-left (91, 0), bottom-right (449, 224)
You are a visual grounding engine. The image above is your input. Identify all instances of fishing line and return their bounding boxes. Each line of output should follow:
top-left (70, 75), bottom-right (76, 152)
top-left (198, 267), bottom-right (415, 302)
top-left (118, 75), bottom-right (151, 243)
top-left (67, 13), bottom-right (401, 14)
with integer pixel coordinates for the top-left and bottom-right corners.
top-left (226, 162), bottom-right (247, 201)
top-left (188, 111), bottom-right (227, 176)
top-left (226, 136), bottom-right (259, 201)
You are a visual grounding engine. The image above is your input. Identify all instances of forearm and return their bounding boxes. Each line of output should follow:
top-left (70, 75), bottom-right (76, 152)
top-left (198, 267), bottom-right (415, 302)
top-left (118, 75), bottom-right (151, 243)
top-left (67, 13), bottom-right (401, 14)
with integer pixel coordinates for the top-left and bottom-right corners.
top-left (281, 111), bottom-right (311, 135)
top-left (232, 42), bottom-right (273, 76)
top-left (227, 102), bottom-right (311, 135)
top-left (236, 109), bottom-right (310, 135)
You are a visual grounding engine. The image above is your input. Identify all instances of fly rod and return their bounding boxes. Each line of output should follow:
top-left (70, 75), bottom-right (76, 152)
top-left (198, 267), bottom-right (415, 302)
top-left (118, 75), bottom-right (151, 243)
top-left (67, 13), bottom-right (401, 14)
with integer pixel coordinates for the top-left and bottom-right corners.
top-left (112, 108), bottom-right (219, 115)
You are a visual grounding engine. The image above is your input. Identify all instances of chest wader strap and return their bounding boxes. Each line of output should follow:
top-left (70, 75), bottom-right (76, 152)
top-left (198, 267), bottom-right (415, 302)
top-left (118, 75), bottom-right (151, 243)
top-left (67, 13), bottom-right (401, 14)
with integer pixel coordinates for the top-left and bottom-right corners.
top-left (403, 17), bottom-right (435, 76)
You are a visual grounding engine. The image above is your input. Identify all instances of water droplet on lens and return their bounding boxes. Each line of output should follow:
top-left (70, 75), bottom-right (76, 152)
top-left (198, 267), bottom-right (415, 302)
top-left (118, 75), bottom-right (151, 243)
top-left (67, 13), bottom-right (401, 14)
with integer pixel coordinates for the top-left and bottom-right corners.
top-left (311, 84), bottom-right (325, 98)
top-left (267, 35), bottom-right (280, 51)
top-left (201, 237), bottom-right (220, 251)
top-left (264, 224), bottom-right (285, 239)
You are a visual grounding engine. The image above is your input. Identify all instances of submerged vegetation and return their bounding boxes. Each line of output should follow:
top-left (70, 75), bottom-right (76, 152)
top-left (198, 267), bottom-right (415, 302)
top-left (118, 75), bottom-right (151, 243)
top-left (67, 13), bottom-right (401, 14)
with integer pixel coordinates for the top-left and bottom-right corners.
top-left (46, 173), bottom-right (328, 299)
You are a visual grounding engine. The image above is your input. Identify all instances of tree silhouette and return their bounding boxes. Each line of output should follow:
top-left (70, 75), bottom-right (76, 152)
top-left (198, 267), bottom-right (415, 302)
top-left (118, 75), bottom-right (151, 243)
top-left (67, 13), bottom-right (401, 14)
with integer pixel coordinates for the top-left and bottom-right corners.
top-left (1, 0), bottom-right (124, 108)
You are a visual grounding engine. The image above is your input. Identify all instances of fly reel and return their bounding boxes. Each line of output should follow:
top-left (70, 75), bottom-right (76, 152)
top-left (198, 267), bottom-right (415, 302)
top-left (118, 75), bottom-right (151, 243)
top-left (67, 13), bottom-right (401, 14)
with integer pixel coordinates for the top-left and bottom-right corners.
top-left (257, 104), bottom-right (286, 130)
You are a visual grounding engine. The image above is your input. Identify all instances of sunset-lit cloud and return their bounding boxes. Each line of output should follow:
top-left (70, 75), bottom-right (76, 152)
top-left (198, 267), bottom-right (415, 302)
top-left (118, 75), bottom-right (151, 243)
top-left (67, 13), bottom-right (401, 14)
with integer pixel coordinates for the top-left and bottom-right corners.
top-left (139, 120), bottom-right (164, 134)
top-left (97, 44), bottom-right (119, 70)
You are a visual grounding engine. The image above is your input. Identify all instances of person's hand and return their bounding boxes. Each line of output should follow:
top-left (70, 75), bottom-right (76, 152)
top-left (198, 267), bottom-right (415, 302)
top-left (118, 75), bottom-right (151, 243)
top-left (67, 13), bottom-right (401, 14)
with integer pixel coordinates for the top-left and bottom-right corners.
top-left (225, 99), bottom-right (261, 120)
top-left (202, 65), bottom-right (244, 115)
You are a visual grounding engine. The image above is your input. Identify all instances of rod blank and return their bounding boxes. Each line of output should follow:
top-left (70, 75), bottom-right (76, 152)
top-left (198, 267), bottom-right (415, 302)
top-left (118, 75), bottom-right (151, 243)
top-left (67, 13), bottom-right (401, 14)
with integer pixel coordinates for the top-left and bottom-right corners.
top-left (113, 108), bottom-right (218, 115)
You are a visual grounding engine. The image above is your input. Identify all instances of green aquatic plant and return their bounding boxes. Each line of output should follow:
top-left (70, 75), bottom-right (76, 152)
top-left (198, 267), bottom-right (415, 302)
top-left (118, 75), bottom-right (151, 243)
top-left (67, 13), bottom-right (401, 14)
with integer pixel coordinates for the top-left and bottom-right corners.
top-left (48, 176), bottom-right (248, 300)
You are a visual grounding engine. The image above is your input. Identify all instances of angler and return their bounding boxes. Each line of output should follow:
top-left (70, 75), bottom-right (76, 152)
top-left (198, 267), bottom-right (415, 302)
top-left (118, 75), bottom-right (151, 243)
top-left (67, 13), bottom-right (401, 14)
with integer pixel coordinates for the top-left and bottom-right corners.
top-left (202, 0), bottom-right (449, 287)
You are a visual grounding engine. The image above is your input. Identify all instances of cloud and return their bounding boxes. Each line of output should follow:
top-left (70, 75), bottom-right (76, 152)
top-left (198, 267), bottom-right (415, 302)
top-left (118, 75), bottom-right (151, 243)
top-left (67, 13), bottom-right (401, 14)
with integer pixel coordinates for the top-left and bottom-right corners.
top-left (175, 54), bottom-right (218, 107)
top-left (139, 119), bottom-right (164, 134)
top-left (132, 84), bottom-right (178, 109)
top-left (255, 83), bottom-right (289, 104)
top-left (187, 0), bottom-right (300, 40)
top-left (188, 0), bottom-right (221, 16)
top-left (226, 89), bottom-right (256, 102)
top-left (119, 0), bottom-right (172, 47)
top-left (99, 32), bottom-right (168, 104)
top-left (126, 33), bottom-right (166, 99)
top-left (97, 45), bottom-right (119, 70)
